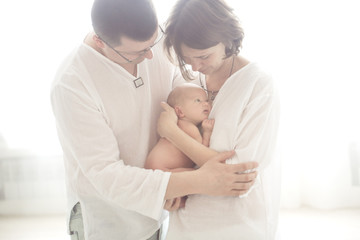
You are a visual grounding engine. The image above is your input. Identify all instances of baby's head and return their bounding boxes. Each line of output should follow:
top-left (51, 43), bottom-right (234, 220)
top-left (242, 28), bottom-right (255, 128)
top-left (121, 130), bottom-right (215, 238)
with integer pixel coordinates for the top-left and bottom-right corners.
top-left (167, 83), bottom-right (211, 125)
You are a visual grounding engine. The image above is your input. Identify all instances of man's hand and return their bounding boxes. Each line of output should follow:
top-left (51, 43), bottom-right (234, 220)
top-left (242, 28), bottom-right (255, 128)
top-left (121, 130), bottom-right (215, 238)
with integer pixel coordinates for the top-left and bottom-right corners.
top-left (196, 151), bottom-right (258, 196)
top-left (165, 151), bottom-right (258, 199)
top-left (164, 196), bottom-right (187, 211)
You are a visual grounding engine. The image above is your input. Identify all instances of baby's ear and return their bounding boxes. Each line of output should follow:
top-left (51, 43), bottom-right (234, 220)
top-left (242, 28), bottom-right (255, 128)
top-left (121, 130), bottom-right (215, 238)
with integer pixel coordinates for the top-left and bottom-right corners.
top-left (174, 106), bottom-right (185, 118)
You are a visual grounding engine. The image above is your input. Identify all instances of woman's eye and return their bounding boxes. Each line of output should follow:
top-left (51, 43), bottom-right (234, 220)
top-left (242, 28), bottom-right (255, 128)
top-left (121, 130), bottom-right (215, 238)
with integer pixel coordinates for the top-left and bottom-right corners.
top-left (183, 57), bottom-right (191, 64)
top-left (199, 55), bottom-right (209, 60)
top-left (195, 99), bottom-right (201, 102)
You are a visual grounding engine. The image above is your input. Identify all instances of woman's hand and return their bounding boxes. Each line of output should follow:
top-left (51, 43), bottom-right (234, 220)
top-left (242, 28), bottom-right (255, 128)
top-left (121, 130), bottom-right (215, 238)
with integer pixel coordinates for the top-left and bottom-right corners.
top-left (157, 102), bottom-right (178, 139)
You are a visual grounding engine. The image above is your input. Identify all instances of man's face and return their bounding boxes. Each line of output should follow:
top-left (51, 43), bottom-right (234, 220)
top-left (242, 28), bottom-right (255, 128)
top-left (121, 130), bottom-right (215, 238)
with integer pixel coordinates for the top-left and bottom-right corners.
top-left (103, 26), bottom-right (163, 65)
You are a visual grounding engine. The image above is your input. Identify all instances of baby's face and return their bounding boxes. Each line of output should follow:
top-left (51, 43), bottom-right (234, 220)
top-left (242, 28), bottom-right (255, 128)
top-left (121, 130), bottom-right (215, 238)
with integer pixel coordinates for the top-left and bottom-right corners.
top-left (180, 88), bottom-right (211, 124)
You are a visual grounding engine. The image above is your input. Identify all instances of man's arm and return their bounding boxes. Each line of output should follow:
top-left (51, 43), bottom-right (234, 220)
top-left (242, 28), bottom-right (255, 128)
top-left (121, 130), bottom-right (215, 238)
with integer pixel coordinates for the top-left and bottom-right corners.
top-left (165, 151), bottom-right (258, 199)
top-left (52, 84), bottom-right (171, 220)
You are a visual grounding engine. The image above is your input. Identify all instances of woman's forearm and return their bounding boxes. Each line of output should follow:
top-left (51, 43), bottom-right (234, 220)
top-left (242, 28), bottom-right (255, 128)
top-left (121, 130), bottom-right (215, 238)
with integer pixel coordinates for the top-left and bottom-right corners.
top-left (157, 102), bottom-right (218, 166)
top-left (166, 125), bottom-right (218, 166)
top-left (202, 130), bottom-right (212, 147)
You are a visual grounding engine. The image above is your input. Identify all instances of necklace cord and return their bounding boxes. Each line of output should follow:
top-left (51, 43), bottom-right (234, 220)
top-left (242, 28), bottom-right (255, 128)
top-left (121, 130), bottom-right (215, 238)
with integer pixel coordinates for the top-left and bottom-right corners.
top-left (200, 55), bottom-right (235, 100)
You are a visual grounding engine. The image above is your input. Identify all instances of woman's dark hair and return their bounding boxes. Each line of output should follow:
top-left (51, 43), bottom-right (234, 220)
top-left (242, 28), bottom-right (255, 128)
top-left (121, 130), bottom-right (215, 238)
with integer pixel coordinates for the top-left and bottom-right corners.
top-left (91, 0), bottom-right (158, 46)
top-left (164, 0), bottom-right (244, 80)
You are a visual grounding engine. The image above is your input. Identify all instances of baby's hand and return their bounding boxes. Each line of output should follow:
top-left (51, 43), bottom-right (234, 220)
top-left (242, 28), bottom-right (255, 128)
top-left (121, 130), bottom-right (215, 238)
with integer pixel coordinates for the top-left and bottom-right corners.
top-left (202, 119), bottom-right (215, 132)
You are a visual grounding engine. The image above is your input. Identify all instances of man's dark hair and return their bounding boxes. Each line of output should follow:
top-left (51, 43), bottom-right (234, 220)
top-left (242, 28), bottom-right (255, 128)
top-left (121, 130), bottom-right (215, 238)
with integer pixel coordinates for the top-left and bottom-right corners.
top-left (91, 0), bottom-right (158, 46)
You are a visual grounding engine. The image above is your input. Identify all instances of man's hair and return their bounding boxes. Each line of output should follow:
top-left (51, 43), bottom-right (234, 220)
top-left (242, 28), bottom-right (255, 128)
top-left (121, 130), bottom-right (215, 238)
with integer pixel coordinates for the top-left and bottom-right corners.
top-left (91, 0), bottom-right (158, 46)
top-left (164, 0), bottom-right (244, 80)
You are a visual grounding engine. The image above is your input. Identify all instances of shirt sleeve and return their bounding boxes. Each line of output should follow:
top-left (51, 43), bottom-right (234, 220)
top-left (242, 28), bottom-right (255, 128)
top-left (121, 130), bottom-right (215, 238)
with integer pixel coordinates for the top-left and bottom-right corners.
top-left (51, 79), bottom-right (170, 220)
top-left (228, 79), bottom-right (280, 198)
top-left (226, 74), bottom-right (280, 169)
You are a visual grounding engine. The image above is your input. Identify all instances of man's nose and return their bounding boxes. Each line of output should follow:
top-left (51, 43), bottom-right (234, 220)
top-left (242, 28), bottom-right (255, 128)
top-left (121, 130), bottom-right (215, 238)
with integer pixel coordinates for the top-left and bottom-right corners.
top-left (144, 49), bottom-right (153, 59)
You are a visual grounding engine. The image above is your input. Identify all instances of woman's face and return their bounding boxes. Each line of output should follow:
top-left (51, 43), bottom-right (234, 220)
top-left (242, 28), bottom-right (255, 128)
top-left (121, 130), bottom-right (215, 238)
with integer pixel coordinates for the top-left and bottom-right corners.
top-left (180, 43), bottom-right (226, 76)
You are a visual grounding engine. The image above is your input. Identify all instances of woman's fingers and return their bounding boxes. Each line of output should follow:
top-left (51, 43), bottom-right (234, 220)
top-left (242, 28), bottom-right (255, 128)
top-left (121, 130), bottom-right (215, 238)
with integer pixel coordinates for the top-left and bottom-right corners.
top-left (158, 102), bottom-right (178, 138)
top-left (160, 101), bottom-right (174, 112)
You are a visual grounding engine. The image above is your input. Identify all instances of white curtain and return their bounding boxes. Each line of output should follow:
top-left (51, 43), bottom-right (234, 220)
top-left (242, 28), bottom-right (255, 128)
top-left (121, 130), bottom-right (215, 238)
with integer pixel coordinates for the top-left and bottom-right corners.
top-left (233, 0), bottom-right (360, 209)
top-left (0, 0), bottom-right (93, 214)
top-left (0, 0), bottom-right (359, 214)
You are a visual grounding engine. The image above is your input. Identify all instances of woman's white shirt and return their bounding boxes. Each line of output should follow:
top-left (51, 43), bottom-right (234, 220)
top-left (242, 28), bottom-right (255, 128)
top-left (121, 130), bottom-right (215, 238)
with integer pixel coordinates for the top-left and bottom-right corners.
top-left (166, 62), bottom-right (281, 240)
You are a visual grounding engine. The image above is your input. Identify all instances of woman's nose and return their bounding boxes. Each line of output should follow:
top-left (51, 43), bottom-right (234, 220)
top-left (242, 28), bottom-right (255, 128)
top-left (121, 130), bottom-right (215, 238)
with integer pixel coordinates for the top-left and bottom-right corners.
top-left (190, 60), bottom-right (201, 72)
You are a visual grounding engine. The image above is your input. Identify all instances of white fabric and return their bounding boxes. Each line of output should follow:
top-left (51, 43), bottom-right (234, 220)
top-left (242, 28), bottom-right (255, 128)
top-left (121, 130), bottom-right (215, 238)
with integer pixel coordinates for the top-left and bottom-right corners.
top-left (51, 42), bottom-right (183, 240)
top-left (166, 63), bottom-right (281, 240)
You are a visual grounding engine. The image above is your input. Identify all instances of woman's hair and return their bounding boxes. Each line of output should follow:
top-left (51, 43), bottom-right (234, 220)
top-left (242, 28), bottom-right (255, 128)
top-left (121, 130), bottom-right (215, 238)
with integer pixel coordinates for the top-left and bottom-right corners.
top-left (91, 0), bottom-right (158, 46)
top-left (164, 0), bottom-right (244, 80)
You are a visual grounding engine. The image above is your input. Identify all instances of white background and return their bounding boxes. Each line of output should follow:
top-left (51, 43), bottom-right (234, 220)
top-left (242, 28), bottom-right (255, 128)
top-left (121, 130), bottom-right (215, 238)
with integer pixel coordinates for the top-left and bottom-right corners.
top-left (0, 0), bottom-right (359, 212)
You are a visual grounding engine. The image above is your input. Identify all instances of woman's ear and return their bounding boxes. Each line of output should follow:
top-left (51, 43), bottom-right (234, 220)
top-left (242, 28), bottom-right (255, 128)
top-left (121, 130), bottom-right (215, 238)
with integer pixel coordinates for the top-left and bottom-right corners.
top-left (174, 106), bottom-right (185, 118)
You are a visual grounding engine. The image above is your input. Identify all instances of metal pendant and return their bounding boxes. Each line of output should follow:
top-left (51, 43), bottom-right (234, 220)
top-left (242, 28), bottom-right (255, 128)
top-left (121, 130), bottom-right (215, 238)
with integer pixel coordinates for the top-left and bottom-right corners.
top-left (133, 77), bottom-right (144, 88)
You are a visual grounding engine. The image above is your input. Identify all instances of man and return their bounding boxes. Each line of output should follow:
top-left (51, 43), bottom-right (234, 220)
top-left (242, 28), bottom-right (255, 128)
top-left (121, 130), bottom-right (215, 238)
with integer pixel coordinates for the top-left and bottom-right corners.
top-left (51, 0), bottom-right (258, 239)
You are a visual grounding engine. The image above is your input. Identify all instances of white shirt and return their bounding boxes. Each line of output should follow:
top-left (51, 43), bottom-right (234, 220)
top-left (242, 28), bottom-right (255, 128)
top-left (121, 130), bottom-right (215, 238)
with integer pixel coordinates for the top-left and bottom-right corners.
top-left (51, 42), bottom-right (182, 240)
top-left (166, 63), bottom-right (281, 240)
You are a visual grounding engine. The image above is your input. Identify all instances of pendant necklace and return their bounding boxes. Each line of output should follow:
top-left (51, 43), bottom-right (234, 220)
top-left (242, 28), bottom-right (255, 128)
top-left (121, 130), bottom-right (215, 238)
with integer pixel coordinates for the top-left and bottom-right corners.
top-left (133, 77), bottom-right (144, 88)
top-left (132, 64), bottom-right (144, 88)
top-left (199, 55), bottom-right (235, 101)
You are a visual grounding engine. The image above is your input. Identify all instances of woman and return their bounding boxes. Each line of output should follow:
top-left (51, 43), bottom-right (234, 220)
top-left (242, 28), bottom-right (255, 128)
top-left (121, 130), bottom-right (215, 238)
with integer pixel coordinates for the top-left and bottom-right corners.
top-left (159, 0), bottom-right (281, 239)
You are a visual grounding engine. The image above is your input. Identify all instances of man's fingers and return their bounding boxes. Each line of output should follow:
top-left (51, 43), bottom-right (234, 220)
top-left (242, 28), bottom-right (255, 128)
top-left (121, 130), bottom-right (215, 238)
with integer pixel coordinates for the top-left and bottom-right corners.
top-left (211, 150), bottom-right (235, 163)
top-left (229, 189), bottom-right (248, 197)
top-left (170, 197), bottom-right (181, 211)
top-left (235, 171), bottom-right (257, 183)
top-left (225, 182), bottom-right (255, 197)
top-left (226, 172), bottom-right (257, 196)
top-left (232, 161), bottom-right (259, 174)
top-left (164, 198), bottom-right (174, 211)
top-left (179, 196), bottom-right (187, 208)
top-left (173, 197), bottom-right (182, 208)
top-left (233, 181), bottom-right (254, 190)
top-left (164, 197), bottom-right (184, 211)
